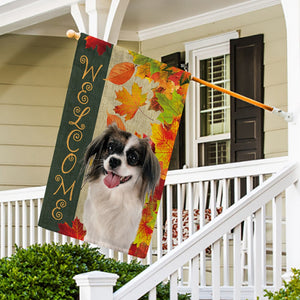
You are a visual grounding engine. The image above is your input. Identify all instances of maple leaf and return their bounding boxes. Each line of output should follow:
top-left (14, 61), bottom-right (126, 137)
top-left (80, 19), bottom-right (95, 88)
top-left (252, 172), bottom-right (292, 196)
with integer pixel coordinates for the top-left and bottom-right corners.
top-left (128, 241), bottom-right (149, 258)
top-left (168, 70), bottom-right (185, 85)
top-left (85, 36), bottom-right (112, 56)
top-left (129, 50), bottom-right (152, 65)
top-left (114, 83), bottom-right (147, 121)
top-left (180, 71), bottom-right (192, 85)
top-left (156, 91), bottom-right (184, 124)
top-left (106, 112), bottom-right (126, 130)
top-left (151, 120), bottom-right (179, 169)
top-left (106, 62), bottom-right (135, 85)
top-left (135, 63), bottom-right (151, 81)
top-left (58, 217), bottom-right (86, 240)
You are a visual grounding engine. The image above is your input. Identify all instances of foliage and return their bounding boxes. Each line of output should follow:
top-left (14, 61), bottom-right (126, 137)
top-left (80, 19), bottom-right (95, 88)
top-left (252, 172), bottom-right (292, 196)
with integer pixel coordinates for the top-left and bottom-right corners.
top-left (0, 243), bottom-right (190, 300)
top-left (264, 268), bottom-right (300, 299)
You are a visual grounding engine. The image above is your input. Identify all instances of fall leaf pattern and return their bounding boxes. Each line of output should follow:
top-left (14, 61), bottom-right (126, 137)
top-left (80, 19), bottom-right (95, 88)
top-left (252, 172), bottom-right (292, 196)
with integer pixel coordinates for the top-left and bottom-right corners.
top-left (83, 37), bottom-right (191, 258)
top-left (85, 36), bottom-right (112, 56)
top-left (114, 82), bottom-right (147, 121)
top-left (106, 62), bottom-right (135, 85)
top-left (58, 217), bottom-right (86, 240)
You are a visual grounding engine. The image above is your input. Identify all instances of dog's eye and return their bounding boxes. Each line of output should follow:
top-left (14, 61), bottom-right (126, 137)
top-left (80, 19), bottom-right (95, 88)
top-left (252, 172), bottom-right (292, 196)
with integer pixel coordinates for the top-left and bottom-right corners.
top-left (127, 150), bottom-right (139, 166)
top-left (107, 142), bottom-right (114, 154)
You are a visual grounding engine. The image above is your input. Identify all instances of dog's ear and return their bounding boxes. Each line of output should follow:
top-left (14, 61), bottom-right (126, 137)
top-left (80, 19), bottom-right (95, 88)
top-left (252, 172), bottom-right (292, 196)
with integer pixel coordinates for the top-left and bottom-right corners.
top-left (142, 139), bottom-right (161, 195)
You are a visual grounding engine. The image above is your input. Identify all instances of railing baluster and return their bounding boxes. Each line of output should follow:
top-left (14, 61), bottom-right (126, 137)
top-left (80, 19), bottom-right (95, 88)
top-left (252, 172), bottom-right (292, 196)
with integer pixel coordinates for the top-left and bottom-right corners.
top-left (177, 183), bottom-right (183, 285)
top-left (45, 229), bottom-right (51, 243)
top-left (170, 271), bottom-right (178, 300)
top-left (37, 198), bottom-right (43, 244)
top-left (166, 184), bottom-right (173, 252)
top-left (234, 177), bottom-right (240, 203)
top-left (199, 181), bottom-right (206, 286)
top-left (261, 203), bottom-right (267, 286)
top-left (212, 240), bottom-right (221, 300)
top-left (254, 208), bottom-right (263, 299)
top-left (246, 176), bottom-right (254, 285)
top-left (273, 194), bottom-right (283, 290)
top-left (187, 182), bottom-right (193, 234)
top-left (30, 199), bottom-right (35, 245)
top-left (156, 200), bottom-right (163, 259)
top-left (15, 200), bottom-right (20, 247)
top-left (191, 255), bottom-right (199, 300)
top-left (1, 202), bottom-right (5, 258)
top-left (233, 224), bottom-right (242, 300)
top-left (222, 178), bottom-right (229, 286)
top-left (22, 200), bottom-right (27, 248)
top-left (148, 287), bottom-right (156, 300)
top-left (210, 180), bottom-right (216, 219)
top-left (7, 201), bottom-right (12, 257)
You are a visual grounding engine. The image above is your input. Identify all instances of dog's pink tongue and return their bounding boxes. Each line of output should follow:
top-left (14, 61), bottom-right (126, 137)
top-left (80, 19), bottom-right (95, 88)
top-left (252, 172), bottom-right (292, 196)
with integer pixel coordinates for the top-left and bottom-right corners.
top-left (104, 172), bottom-right (120, 188)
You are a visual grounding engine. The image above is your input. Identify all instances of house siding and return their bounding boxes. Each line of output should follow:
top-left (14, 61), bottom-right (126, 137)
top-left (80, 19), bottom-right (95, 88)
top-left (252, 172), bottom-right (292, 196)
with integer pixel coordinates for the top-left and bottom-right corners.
top-left (140, 4), bottom-right (287, 161)
top-left (0, 35), bottom-right (139, 190)
top-left (0, 5), bottom-right (286, 190)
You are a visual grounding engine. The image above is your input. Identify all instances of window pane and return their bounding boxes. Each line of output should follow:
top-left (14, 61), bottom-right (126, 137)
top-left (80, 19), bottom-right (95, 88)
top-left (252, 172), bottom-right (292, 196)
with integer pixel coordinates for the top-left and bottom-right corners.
top-left (199, 54), bottom-right (230, 138)
top-left (198, 140), bottom-right (230, 167)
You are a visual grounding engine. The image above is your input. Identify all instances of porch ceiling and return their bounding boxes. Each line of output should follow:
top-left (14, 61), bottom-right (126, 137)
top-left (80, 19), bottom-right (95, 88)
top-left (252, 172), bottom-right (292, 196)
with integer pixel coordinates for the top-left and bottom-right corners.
top-left (0, 0), bottom-right (281, 41)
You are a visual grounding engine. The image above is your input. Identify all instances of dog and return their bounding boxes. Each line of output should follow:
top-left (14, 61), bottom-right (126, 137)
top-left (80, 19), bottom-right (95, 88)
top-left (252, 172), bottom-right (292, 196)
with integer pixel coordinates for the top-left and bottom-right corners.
top-left (82, 124), bottom-right (161, 250)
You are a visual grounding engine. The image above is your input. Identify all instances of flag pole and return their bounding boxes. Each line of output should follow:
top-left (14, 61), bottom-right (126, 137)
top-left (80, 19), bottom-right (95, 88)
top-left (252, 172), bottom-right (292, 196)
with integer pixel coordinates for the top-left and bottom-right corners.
top-left (191, 76), bottom-right (293, 122)
top-left (66, 29), bottom-right (293, 122)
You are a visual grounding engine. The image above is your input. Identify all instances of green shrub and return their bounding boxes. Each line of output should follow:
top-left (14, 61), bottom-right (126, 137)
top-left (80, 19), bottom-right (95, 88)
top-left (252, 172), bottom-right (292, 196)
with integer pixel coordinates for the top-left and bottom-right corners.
top-left (0, 243), bottom-right (190, 300)
top-left (264, 268), bottom-right (300, 299)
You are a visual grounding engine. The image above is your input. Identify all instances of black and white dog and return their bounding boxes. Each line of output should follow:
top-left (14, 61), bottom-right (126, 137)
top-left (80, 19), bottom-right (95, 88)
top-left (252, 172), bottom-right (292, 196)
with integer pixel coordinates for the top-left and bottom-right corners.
top-left (83, 124), bottom-right (160, 250)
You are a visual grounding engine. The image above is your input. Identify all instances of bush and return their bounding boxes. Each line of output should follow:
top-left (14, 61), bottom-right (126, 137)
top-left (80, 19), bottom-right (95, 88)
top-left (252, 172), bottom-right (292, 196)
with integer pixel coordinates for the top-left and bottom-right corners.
top-left (0, 243), bottom-right (190, 300)
top-left (264, 268), bottom-right (300, 299)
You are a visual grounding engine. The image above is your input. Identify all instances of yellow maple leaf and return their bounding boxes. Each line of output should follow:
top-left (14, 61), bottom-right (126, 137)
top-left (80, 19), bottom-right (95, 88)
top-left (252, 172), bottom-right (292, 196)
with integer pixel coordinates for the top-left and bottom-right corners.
top-left (151, 119), bottom-right (179, 169)
top-left (114, 83), bottom-right (147, 121)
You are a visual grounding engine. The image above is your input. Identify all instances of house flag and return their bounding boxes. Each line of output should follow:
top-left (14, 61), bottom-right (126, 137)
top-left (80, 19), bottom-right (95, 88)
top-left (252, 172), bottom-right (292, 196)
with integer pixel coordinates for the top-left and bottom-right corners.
top-left (38, 33), bottom-right (191, 258)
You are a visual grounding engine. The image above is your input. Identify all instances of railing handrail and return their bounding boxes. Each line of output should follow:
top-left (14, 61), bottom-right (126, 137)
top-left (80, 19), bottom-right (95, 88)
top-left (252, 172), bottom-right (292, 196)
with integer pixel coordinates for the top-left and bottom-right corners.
top-left (0, 157), bottom-right (287, 203)
top-left (165, 156), bottom-right (288, 185)
top-left (0, 186), bottom-right (46, 202)
top-left (114, 162), bottom-right (298, 300)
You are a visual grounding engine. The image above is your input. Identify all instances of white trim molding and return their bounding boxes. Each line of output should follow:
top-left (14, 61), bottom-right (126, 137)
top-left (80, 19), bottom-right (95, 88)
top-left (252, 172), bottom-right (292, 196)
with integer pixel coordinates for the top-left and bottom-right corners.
top-left (138, 0), bottom-right (280, 41)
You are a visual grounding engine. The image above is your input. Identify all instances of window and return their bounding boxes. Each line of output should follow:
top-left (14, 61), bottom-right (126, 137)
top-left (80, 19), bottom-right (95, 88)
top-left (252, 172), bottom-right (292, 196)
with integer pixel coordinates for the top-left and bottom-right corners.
top-left (185, 31), bottom-right (239, 167)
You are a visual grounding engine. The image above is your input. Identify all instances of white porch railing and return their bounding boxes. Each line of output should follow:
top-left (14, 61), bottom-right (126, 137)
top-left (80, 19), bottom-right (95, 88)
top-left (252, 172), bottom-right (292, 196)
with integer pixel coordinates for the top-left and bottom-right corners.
top-left (0, 156), bottom-right (293, 299)
top-left (97, 160), bottom-right (296, 300)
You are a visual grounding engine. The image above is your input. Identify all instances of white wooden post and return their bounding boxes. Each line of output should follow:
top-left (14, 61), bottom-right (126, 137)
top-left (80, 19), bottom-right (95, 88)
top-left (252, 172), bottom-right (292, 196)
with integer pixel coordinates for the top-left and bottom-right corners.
top-left (281, 0), bottom-right (300, 273)
top-left (74, 271), bottom-right (119, 300)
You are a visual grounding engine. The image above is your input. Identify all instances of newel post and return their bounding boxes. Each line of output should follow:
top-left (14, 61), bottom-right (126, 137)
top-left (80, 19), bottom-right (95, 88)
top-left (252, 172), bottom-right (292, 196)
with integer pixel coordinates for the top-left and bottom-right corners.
top-left (74, 271), bottom-right (119, 300)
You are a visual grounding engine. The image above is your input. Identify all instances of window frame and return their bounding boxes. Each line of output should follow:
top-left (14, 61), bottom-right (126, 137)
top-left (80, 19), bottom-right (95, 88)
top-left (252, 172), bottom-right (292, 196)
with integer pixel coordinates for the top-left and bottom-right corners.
top-left (185, 31), bottom-right (239, 167)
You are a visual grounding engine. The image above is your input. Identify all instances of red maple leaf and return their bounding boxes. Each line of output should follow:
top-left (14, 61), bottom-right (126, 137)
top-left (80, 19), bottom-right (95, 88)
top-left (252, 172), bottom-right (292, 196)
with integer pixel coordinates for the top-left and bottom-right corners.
top-left (128, 242), bottom-right (149, 258)
top-left (58, 217), bottom-right (86, 240)
top-left (85, 36), bottom-right (112, 56)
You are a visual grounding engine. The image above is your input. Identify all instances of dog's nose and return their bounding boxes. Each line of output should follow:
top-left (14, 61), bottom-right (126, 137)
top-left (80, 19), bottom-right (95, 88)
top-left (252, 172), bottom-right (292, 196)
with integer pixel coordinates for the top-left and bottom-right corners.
top-left (109, 157), bottom-right (121, 169)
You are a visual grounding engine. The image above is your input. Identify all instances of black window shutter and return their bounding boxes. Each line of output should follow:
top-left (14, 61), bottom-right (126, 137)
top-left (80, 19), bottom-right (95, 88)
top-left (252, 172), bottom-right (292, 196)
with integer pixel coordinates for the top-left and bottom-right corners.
top-left (161, 52), bottom-right (185, 170)
top-left (230, 34), bottom-right (264, 162)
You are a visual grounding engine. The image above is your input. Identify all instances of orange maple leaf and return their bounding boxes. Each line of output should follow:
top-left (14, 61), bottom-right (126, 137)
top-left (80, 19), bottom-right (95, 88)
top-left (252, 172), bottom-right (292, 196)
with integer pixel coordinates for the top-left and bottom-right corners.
top-left (114, 83), bottom-right (147, 121)
top-left (151, 119), bottom-right (179, 169)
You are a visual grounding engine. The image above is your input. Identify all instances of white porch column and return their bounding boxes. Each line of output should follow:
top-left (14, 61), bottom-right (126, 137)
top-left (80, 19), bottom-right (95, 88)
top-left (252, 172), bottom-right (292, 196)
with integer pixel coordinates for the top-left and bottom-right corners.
top-left (84, 0), bottom-right (129, 44)
top-left (74, 271), bottom-right (119, 300)
top-left (281, 0), bottom-right (300, 271)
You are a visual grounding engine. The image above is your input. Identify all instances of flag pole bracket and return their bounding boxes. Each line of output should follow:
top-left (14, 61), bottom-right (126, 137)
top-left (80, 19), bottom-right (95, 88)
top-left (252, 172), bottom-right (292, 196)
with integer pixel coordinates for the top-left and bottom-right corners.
top-left (271, 107), bottom-right (293, 122)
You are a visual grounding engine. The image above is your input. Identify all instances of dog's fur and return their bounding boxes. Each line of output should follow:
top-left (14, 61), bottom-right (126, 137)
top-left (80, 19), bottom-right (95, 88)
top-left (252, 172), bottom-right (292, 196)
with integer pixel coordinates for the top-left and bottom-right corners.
top-left (82, 124), bottom-right (161, 250)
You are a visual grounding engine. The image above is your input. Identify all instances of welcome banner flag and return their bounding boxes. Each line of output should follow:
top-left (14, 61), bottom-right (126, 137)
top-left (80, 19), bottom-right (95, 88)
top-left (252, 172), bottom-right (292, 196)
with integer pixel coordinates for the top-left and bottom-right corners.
top-left (38, 33), bottom-right (191, 258)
